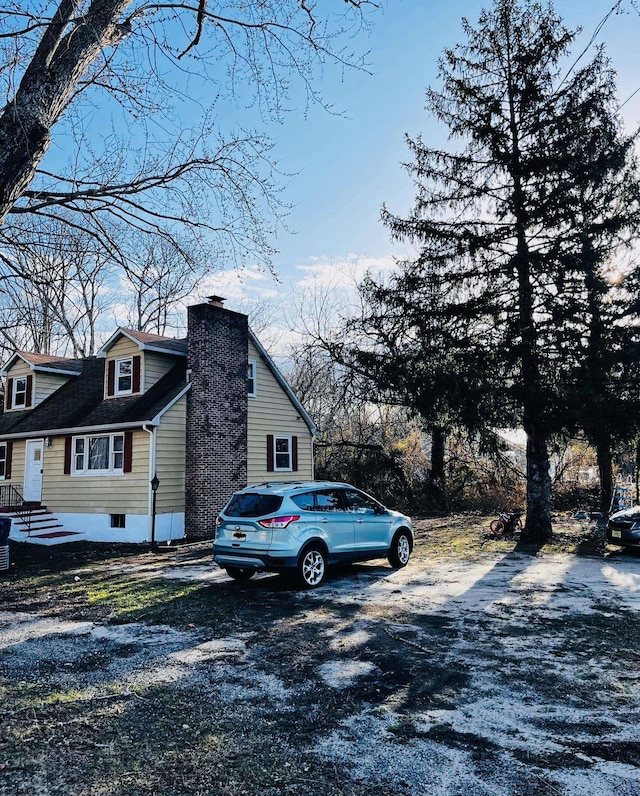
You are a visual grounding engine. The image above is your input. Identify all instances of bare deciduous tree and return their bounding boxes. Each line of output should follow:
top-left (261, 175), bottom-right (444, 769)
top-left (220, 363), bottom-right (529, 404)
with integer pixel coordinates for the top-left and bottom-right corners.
top-left (0, 1), bottom-right (377, 268)
top-left (0, 215), bottom-right (115, 357)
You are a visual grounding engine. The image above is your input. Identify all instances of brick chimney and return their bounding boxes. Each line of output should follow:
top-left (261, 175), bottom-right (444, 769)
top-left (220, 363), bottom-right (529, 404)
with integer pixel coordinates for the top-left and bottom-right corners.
top-left (185, 299), bottom-right (248, 539)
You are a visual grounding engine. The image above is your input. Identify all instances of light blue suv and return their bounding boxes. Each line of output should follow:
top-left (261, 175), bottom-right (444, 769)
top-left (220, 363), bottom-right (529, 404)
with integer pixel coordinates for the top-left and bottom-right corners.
top-left (213, 481), bottom-right (414, 588)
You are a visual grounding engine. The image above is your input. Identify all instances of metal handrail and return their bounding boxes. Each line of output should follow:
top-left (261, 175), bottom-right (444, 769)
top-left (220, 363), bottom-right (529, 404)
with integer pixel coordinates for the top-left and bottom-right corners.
top-left (0, 484), bottom-right (35, 534)
top-left (0, 483), bottom-right (25, 509)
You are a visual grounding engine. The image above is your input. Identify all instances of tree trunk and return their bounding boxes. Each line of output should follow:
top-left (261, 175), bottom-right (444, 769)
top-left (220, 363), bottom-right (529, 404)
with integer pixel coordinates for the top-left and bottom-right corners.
top-left (505, 54), bottom-right (553, 545)
top-left (595, 435), bottom-right (613, 516)
top-left (635, 438), bottom-right (640, 505)
top-left (0, 0), bottom-right (132, 224)
top-left (429, 426), bottom-right (448, 511)
top-left (521, 424), bottom-right (553, 543)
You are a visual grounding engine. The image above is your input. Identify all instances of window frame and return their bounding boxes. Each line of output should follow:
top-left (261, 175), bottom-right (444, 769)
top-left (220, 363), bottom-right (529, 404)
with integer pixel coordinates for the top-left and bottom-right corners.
top-left (72, 433), bottom-right (126, 476)
top-left (247, 359), bottom-right (257, 397)
top-left (273, 434), bottom-right (292, 472)
top-left (13, 376), bottom-right (27, 408)
top-left (0, 442), bottom-right (6, 480)
top-left (115, 357), bottom-right (133, 396)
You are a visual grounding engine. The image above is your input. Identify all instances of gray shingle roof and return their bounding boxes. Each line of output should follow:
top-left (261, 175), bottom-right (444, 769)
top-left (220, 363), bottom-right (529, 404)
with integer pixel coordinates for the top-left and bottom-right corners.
top-left (0, 358), bottom-right (187, 437)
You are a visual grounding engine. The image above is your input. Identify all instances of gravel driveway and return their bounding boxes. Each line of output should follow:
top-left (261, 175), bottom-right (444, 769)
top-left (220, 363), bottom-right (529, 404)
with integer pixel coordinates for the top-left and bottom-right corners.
top-left (1, 518), bottom-right (640, 795)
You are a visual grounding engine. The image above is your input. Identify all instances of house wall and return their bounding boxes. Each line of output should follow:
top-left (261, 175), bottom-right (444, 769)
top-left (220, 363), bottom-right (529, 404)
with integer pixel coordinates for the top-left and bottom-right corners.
top-left (144, 351), bottom-right (178, 390)
top-left (6, 360), bottom-right (30, 379)
top-left (8, 426), bottom-right (186, 544)
top-left (4, 361), bottom-right (52, 411)
top-left (247, 340), bottom-right (313, 483)
top-left (104, 338), bottom-right (139, 397)
top-left (5, 363), bottom-right (71, 409)
top-left (2, 438), bottom-right (25, 490)
top-left (34, 372), bottom-right (72, 405)
top-left (42, 431), bottom-right (150, 515)
top-left (104, 338), bottom-right (180, 396)
top-left (155, 398), bottom-right (186, 514)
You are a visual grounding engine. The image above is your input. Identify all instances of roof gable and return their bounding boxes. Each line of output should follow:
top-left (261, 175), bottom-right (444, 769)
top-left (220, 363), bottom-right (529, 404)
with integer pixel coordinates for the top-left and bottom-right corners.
top-left (97, 329), bottom-right (187, 358)
top-left (248, 330), bottom-right (317, 435)
top-left (1, 352), bottom-right (83, 377)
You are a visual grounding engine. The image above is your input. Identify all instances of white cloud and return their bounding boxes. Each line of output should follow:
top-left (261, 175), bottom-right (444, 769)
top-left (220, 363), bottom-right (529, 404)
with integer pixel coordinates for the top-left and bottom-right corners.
top-left (293, 253), bottom-right (397, 291)
top-left (189, 266), bottom-right (279, 304)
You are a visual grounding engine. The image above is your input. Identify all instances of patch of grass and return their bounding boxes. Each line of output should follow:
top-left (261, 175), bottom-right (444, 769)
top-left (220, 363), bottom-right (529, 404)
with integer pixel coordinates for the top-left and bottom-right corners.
top-left (88, 578), bottom-right (201, 621)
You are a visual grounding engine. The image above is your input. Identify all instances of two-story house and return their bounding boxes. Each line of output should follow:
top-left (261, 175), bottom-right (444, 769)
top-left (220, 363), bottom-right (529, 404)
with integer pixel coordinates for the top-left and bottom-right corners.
top-left (0, 299), bottom-right (316, 545)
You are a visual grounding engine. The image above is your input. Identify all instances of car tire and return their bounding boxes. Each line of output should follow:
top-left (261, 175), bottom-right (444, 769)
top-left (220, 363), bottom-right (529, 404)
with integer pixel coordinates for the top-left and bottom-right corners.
top-left (225, 567), bottom-right (254, 582)
top-left (388, 529), bottom-right (412, 568)
top-left (297, 544), bottom-right (327, 589)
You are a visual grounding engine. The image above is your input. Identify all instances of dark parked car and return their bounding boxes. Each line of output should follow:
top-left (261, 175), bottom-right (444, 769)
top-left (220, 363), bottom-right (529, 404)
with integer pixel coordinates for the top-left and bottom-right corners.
top-left (607, 506), bottom-right (640, 549)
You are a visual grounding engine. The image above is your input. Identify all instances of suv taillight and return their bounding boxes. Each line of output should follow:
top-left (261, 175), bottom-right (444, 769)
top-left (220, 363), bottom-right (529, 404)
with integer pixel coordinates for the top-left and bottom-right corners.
top-left (216, 515), bottom-right (223, 527)
top-left (258, 515), bottom-right (300, 529)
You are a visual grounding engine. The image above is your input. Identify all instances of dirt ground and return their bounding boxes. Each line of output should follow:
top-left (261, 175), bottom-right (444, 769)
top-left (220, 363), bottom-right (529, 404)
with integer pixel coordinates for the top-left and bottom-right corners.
top-left (1, 516), bottom-right (640, 796)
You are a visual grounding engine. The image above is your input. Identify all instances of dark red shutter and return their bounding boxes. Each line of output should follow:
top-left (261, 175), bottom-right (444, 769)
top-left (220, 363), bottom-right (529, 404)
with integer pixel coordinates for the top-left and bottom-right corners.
top-left (5, 441), bottom-right (12, 479)
top-left (25, 374), bottom-right (33, 407)
top-left (123, 431), bottom-right (133, 473)
top-left (132, 355), bottom-right (141, 393)
top-left (107, 360), bottom-right (115, 396)
top-left (64, 437), bottom-right (72, 475)
top-left (266, 434), bottom-right (274, 472)
top-left (292, 436), bottom-right (298, 472)
top-left (5, 378), bottom-right (12, 410)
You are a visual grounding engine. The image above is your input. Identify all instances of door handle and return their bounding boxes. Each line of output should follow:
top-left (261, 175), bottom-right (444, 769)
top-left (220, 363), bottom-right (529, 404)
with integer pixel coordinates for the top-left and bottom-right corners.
top-left (356, 519), bottom-right (364, 524)
top-left (321, 518), bottom-right (329, 523)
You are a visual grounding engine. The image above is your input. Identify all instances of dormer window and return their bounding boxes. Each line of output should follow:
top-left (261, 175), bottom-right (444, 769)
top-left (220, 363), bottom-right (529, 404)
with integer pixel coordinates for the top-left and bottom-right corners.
top-left (116, 357), bottom-right (133, 395)
top-left (5, 373), bottom-right (33, 410)
top-left (13, 377), bottom-right (27, 408)
top-left (106, 354), bottom-right (140, 398)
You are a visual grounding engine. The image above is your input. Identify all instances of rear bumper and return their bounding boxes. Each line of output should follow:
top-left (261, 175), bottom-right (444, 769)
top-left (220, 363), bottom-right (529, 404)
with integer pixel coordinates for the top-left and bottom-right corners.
top-left (607, 526), bottom-right (640, 548)
top-left (213, 545), bottom-right (298, 571)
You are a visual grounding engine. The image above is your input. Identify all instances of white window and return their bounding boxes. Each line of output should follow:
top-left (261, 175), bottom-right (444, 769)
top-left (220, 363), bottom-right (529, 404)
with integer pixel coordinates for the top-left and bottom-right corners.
top-left (116, 358), bottom-right (133, 395)
top-left (0, 443), bottom-right (6, 479)
top-left (73, 434), bottom-right (125, 475)
top-left (13, 377), bottom-right (27, 408)
top-left (274, 435), bottom-right (292, 472)
top-left (247, 360), bottom-right (257, 397)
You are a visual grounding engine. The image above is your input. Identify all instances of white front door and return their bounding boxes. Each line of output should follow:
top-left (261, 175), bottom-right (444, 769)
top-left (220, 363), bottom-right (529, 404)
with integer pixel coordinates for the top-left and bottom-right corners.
top-left (24, 439), bottom-right (44, 502)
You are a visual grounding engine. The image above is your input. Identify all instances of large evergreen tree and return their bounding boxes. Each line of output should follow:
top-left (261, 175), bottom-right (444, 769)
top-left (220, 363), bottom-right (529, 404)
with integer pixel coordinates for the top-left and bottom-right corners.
top-left (547, 53), bottom-right (640, 513)
top-left (368, 0), bottom-right (640, 542)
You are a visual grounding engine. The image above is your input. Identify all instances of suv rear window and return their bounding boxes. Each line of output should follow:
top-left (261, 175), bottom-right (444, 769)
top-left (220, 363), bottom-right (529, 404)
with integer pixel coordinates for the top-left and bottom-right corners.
top-left (225, 493), bottom-right (283, 517)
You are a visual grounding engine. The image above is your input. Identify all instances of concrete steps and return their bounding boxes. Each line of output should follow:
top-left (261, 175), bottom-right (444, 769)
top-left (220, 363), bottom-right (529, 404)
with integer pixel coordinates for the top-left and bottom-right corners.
top-left (4, 506), bottom-right (85, 545)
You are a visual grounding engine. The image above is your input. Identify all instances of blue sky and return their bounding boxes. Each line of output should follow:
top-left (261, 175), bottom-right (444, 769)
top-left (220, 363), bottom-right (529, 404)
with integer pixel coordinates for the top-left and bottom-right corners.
top-left (205, 0), bottom-right (640, 322)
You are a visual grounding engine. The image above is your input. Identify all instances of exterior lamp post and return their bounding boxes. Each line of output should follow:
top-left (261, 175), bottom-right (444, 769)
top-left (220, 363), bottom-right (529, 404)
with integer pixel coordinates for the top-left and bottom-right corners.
top-left (150, 474), bottom-right (160, 547)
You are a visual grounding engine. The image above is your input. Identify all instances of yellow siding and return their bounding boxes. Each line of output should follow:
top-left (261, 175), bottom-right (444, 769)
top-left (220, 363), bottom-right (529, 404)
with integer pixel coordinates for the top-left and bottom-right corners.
top-left (5, 361), bottom-right (30, 413)
top-left (34, 372), bottom-right (71, 405)
top-left (42, 432), bottom-right (150, 515)
top-left (106, 337), bottom-right (139, 359)
top-left (6, 360), bottom-right (30, 378)
top-left (104, 337), bottom-right (178, 396)
top-left (144, 351), bottom-right (177, 390)
top-left (104, 337), bottom-right (139, 398)
top-left (247, 341), bottom-right (313, 483)
top-left (4, 363), bottom-right (69, 408)
top-left (154, 398), bottom-right (186, 514)
top-left (5, 439), bottom-right (25, 491)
